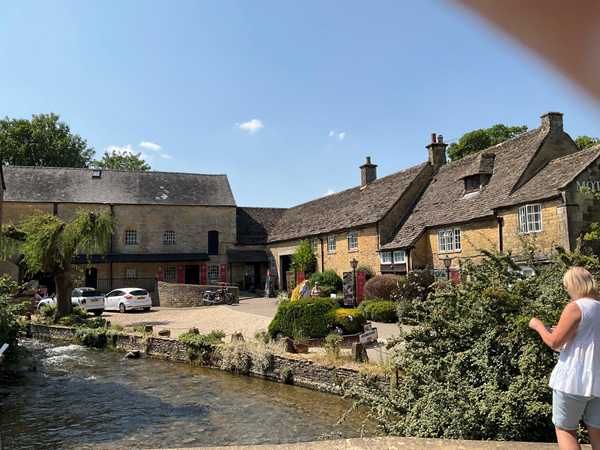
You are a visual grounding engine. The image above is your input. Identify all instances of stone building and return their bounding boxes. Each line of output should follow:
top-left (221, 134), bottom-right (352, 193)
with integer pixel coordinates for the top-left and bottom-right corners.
top-left (381, 112), bottom-right (600, 280)
top-left (1, 167), bottom-right (238, 291)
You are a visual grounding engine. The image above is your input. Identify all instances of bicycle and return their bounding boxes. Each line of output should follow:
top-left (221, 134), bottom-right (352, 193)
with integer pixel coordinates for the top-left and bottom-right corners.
top-left (202, 285), bottom-right (235, 306)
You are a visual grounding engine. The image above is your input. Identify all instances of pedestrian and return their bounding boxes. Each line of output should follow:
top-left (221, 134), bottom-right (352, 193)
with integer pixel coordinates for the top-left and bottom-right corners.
top-left (530, 266), bottom-right (600, 449)
top-left (298, 280), bottom-right (310, 299)
top-left (311, 282), bottom-right (322, 298)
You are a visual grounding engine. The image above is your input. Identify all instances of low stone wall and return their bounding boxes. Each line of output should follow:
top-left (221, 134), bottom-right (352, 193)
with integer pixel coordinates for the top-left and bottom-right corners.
top-left (158, 281), bottom-right (239, 307)
top-left (28, 324), bottom-right (389, 397)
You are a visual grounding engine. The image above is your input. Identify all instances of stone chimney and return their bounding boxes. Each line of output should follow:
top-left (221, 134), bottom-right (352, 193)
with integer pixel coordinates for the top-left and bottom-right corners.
top-left (427, 133), bottom-right (447, 170)
top-left (360, 156), bottom-right (377, 188)
top-left (541, 112), bottom-right (563, 132)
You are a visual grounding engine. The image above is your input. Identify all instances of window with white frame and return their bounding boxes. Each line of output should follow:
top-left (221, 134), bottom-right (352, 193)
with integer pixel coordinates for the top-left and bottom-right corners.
top-left (438, 228), bottom-right (461, 252)
top-left (208, 265), bottom-right (219, 282)
top-left (164, 266), bottom-right (176, 281)
top-left (163, 230), bottom-right (176, 244)
top-left (518, 204), bottom-right (542, 234)
top-left (521, 266), bottom-right (535, 278)
top-left (393, 250), bottom-right (406, 263)
top-left (311, 237), bottom-right (318, 252)
top-left (124, 267), bottom-right (137, 279)
top-left (348, 231), bottom-right (358, 250)
top-left (125, 230), bottom-right (138, 245)
top-left (380, 252), bottom-right (392, 264)
top-left (328, 235), bottom-right (336, 252)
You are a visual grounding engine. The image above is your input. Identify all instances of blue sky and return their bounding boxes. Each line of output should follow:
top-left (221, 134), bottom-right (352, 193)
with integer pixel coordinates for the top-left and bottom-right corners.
top-left (2, 1), bottom-right (600, 208)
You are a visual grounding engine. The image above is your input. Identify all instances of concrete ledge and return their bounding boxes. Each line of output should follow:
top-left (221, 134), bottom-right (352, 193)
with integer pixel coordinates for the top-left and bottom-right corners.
top-left (163, 436), bottom-right (586, 450)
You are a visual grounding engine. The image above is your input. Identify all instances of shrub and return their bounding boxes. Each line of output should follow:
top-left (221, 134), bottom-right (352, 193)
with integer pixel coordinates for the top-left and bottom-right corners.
top-left (110, 323), bottom-right (124, 332)
top-left (276, 291), bottom-right (290, 305)
top-left (395, 298), bottom-right (413, 324)
top-left (290, 284), bottom-right (302, 300)
top-left (71, 306), bottom-right (88, 320)
top-left (326, 308), bottom-right (367, 334)
top-left (343, 249), bottom-right (597, 442)
top-left (179, 332), bottom-right (224, 365)
top-left (365, 301), bottom-right (397, 323)
top-left (88, 317), bottom-right (107, 329)
top-left (39, 303), bottom-right (57, 318)
top-left (309, 270), bottom-right (343, 293)
top-left (358, 299), bottom-right (371, 315)
top-left (268, 297), bottom-right (338, 339)
top-left (394, 268), bottom-right (435, 303)
top-left (364, 275), bottom-right (401, 301)
top-left (219, 339), bottom-right (281, 374)
top-left (75, 328), bottom-right (115, 348)
top-left (325, 333), bottom-right (343, 360)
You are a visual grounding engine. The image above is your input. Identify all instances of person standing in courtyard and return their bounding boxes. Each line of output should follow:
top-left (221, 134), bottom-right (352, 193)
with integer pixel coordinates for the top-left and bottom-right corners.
top-left (311, 282), bottom-right (322, 298)
top-left (530, 267), bottom-right (600, 450)
top-left (298, 280), bottom-right (310, 299)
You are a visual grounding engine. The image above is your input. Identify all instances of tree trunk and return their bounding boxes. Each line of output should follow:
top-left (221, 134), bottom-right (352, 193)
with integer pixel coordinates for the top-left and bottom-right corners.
top-left (55, 273), bottom-right (73, 320)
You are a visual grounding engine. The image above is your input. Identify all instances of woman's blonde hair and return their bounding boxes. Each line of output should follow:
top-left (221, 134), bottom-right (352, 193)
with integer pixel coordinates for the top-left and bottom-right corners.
top-left (563, 267), bottom-right (598, 299)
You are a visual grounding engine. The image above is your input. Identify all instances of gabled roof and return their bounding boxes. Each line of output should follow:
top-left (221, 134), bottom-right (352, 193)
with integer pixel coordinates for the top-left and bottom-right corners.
top-left (3, 166), bottom-right (236, 207)
top-left (499, 145), bottom-right (600, 207)
top-left (267, 162), bottom-right (430, 243)
top-left (236, 207), bottom-right (287, 245)
top-left (383, 126), bottom-right (550, 249)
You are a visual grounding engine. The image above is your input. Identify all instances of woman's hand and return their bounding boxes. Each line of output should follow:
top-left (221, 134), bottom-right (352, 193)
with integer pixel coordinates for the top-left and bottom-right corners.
top-left (529, 317), bottom-right (543, 331)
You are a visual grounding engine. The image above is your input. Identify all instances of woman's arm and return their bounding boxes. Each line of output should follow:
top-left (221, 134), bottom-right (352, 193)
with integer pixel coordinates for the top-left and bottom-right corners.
top-left (529, 302), bottom-right (582, 350)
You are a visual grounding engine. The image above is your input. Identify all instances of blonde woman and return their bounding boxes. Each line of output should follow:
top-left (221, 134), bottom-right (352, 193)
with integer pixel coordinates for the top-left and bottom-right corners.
top-left (530, 267), bottom-right (600, 449)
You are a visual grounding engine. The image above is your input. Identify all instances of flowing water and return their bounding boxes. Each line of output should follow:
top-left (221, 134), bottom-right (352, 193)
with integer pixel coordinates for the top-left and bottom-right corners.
top-left (0, 340), bottom-right (366, 449)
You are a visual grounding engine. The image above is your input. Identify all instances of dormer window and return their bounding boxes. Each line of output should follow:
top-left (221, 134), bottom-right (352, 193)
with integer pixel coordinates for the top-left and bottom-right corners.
top-left (92, 169), bottom-right (102, 178)
top-left (464, 174), bottom-right (480, 193)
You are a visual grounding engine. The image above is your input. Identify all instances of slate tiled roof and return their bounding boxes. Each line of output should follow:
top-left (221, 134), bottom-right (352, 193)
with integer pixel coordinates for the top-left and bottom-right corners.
top-left (383, 126), bottom-right (550, 249)
top-left (3, 166), bottom-right (236, 206)
top-left (236, 207), bottom-right (287, 245)
top-left (459, 152), bottom-right (496, 180)
top-left (267, 162), bottom-right (430, 243)
top-left (499, 145), bottom-right (600, 207)
top-left (227, 249), bottom-right (269, 264)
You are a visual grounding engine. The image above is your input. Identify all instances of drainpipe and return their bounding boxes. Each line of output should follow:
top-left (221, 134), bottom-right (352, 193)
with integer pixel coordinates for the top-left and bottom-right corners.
top-left (319, 237), bottom-right (325, 271)
top-left (497, 216), bottom-right (504, 252)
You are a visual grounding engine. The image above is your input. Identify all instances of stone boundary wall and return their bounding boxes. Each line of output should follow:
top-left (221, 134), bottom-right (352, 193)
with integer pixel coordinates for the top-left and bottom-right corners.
top-left (158, 281), bottom-right (239, 307)
top-left (28, 324), bottom-right (389, 396)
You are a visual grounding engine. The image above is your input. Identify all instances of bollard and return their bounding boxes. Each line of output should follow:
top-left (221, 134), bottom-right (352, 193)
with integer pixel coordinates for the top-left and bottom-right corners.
top-left (351, 342), bottom-right (368, 362)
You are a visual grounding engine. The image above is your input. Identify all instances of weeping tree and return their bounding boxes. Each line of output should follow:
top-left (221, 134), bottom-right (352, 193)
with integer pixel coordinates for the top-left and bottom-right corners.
top-left (2, 209), bottom-right (115, 319)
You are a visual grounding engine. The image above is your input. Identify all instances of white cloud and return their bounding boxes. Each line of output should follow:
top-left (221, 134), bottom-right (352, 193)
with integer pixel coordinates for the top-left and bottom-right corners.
top-left (236, 119), bottom-right (264, 133)
top-left (106, 144), bottom-right (134, 155)
top-left (324, 188), bottom-right (335, 196)
top-left (328, 130), bottom-right (346, 140)
top-left (139, 141), bottom-right (161, 151)
top-left (160, 154), bottom-right (171, 159)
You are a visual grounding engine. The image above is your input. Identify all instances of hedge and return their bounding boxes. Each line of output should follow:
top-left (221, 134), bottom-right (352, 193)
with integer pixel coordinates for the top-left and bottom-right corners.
top-left (325, 308), bottom-right (366, 334)
top-left (365, 301), bottom-right (397, 323)
top-left (268, 298), bottom-right (338, 338)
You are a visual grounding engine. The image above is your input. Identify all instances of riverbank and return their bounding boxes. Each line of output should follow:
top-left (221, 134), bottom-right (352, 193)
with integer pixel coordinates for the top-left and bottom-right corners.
top-left (28, 323), bottom-right (390, 396)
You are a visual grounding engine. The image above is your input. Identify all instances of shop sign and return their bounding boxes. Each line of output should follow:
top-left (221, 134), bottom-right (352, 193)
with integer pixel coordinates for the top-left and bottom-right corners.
top-left (343, 272), bottom-right (353, 306)
top-left (286, 271), bottom-right (296, 290)
top-left (576, 181), bottom-right (600, 191)
top-left (220, 264), bottom-right (227, 283)
top-left (156, 265), bottom-right (164, 282)
top-left (359, 327), bottom-right (378, 344)
top-left (356, 271), bottom-right (365, 305)
top-left (297, 271), bottom-right (305, 285)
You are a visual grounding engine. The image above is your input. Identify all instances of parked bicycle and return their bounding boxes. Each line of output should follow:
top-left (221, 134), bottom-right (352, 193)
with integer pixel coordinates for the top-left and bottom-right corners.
top-left (202, 285), bottom-right (235, 306)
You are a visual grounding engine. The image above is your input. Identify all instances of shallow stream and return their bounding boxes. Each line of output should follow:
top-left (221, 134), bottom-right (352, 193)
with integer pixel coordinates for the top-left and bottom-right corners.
top-left (0, 339), bottom-right (365, 449)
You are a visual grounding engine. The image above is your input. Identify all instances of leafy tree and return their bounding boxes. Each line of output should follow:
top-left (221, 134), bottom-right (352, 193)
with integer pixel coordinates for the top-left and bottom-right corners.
top-left (447, 124), bottom-right (528, 161)
top-left (2, 209), bottom-right (115, 319)
top-left (0, 113), bottom-right (94, 167)
top-left (574, 135), bottom-right (600, 150)
top-left (0, 275), bottom-right (27, 376)
top-left (342, 249), bottom-right (599, 442)
top-left (290, 239), bottom-right (317, 273)
top-left (92, 150), bottom-right (151, 171)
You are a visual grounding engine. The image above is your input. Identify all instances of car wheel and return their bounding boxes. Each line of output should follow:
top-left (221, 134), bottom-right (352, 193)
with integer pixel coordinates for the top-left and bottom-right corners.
top-left (275, 332), bottom-right (286, 340)
top-left (119, 303), bottom-right (126, 314)
top-left (143, 307), bottom-right (151, 311)
top-left (93, 310), bottom-right (103, 316)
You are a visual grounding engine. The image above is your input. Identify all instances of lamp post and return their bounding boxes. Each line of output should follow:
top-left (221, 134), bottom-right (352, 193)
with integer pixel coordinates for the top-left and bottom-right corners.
top-left (443, 256), bottom-right (452, 280)
top-left (350, 258), bottom-right (359, 308)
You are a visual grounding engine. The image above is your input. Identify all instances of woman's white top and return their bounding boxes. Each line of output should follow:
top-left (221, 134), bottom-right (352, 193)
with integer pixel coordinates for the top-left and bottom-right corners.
top-left (549, 298), bottom-right (600, 396)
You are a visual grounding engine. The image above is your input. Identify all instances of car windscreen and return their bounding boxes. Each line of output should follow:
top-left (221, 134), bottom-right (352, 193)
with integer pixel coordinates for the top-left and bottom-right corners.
top-left (81, 291), bottom-right (102, 297)
top-left (129, 290), bottom-right (148, 296)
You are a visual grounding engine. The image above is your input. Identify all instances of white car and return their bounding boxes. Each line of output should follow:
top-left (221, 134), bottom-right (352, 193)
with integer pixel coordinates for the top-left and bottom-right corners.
top-left (71, 288), bottom-right (104, 316)
top-left (104, 288), bottom-right (152, 313)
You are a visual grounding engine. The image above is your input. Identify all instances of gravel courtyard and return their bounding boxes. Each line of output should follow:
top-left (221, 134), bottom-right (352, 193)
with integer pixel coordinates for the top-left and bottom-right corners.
top-left (102, 305), bottom-right (273, 340)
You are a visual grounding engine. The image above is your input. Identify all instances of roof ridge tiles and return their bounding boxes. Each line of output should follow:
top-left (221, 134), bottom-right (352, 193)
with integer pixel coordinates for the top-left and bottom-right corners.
top-left (6, 165), bottom-right (228, 177)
